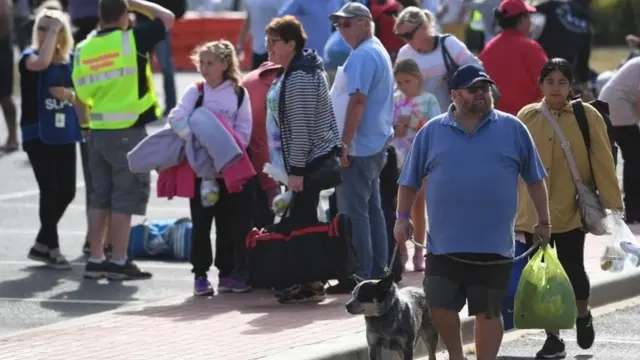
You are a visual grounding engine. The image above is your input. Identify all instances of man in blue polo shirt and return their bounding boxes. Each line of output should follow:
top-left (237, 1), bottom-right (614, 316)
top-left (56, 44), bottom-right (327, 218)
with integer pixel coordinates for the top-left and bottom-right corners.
top-left (395, 64), bottom-right (550, 360)
top-left (328, 2), bottom-right (394, 293)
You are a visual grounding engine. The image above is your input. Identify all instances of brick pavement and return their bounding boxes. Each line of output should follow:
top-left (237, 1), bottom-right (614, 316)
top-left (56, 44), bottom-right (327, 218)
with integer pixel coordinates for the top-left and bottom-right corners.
top-left (0, 231), bottom-right (637, 360)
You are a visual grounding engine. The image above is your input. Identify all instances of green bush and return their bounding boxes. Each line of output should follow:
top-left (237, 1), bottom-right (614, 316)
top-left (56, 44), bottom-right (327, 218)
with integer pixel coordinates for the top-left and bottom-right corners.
top-left (592, 0), bottom-right (640, 45)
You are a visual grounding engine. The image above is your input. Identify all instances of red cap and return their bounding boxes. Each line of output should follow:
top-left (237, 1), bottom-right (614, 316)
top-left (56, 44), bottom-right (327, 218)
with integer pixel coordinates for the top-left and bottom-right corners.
top-left (498, 0), bottom-right (537, 17)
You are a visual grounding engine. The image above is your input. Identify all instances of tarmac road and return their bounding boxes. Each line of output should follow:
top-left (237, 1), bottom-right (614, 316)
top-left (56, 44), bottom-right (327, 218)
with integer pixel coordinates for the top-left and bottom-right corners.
top-left (0, 72), bottom-right (238, 337)
top-left (419, 297), bottom-right (640, 360)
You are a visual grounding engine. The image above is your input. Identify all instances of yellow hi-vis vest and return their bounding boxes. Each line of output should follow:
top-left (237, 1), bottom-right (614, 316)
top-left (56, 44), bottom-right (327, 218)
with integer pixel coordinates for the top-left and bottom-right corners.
top-left (72, 29), bottom-right (158, 130)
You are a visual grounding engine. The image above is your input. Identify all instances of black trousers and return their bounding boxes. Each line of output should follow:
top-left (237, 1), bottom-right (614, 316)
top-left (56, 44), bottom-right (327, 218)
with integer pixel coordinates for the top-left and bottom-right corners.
top-left (524, 229), bottom-right (590, 301)
top-left (24, 139), bottom-right (77, 250)
top-left (613, 125), bottom-right (640, 220)
top-left (189, 177), bottom-right (256, 278)
top-left (253, 185), bottom-right (275, 229)
top-left (285, 188), bottom-right (321, 228)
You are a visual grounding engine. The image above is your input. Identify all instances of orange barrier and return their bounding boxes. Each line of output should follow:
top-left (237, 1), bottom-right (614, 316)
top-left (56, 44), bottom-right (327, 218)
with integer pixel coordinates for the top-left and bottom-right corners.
top-left (152, 11), bottom-right (253, 73)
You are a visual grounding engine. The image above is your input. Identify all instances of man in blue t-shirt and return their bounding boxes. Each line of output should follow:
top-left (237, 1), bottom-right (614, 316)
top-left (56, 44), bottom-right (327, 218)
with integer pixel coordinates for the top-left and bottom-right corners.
top-left (327, 2), bottom-right (394, 293)
top-left (395, 65), bottom-right (550, 360)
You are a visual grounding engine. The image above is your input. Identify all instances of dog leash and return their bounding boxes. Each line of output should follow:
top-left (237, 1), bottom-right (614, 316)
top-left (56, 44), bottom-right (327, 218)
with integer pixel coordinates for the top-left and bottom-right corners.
top-left (351, 243), bottom-right (400, 284)
top-left (406, 236), bottom-right (540, 266)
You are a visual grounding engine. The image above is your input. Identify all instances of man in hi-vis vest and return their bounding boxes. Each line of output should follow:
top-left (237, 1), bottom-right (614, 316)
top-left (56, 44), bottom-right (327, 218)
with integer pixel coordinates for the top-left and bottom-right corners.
top-left (72, 0), bottom-right (174, 280)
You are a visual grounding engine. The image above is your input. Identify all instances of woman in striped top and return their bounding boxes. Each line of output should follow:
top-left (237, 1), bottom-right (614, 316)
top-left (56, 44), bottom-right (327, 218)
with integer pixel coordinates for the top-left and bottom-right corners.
top-left (264, 15), bottom-right (342, 304)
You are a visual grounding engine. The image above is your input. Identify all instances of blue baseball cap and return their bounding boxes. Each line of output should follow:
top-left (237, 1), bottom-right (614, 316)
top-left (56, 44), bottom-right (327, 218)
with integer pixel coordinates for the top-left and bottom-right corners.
top-left (450, 64), bottom-right (495, 89)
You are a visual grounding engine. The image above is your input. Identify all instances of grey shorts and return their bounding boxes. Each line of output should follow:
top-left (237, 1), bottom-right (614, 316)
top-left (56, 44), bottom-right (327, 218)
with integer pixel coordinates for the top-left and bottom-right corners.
top-left (87, 127), bottom-right (150, 215)
top-left (423, 253), bottom-right (512, 319)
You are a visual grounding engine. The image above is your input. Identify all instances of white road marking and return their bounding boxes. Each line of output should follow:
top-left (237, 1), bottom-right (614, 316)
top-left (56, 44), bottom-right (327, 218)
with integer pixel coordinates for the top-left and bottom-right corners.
top-left (0, 182), bottom-right (85, 201)
top-left (0, 297), bottom-right (146, 305)
top-left (530, 336), bottom-right (640, 345)
top-left (0, 260), bottom-right (191, 269)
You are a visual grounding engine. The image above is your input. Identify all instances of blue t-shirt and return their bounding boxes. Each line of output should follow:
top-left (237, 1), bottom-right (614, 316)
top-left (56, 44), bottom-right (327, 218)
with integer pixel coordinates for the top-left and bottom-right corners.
top-left (343, 38), bottom-right (394, 157)
top-left (279, 1), bottom-right (334, 54)
top-left (398, 107), bottom-right (547, 258)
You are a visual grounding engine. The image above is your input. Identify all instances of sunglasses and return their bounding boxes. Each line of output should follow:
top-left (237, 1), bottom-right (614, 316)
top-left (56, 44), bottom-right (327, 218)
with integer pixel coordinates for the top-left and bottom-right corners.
top-left (465, 82), bottom-right (491, 94)
top-left (264, 37), bottom-right (283, 46)
top-left (333, 19), bottom-right (353, 29)
top-left (395, 23), bottom-right (422, 41)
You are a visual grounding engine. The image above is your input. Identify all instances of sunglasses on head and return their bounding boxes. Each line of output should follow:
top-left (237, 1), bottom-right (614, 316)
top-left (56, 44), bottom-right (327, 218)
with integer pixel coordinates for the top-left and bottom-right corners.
top-left (395, 23), bottom-right (422, 41)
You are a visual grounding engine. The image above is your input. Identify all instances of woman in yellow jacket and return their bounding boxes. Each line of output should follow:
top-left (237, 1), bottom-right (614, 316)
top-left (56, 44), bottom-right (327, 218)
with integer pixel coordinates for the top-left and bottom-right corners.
top-left (515, 58), bottom-right (623, 360)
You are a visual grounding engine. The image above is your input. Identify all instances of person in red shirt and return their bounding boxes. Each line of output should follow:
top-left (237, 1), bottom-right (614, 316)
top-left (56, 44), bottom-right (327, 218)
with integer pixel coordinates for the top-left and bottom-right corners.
top-left (241, 62), bottom-right (282, 229)
top-left (478, 0), bottom-right (548, 115)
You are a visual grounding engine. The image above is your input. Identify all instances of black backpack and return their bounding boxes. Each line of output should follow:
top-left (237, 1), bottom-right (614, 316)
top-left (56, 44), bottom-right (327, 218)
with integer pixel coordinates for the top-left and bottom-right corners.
top-left (571, 99), bottom-right (617, 163)
top-left (194, 81), bottom-right (245, 110)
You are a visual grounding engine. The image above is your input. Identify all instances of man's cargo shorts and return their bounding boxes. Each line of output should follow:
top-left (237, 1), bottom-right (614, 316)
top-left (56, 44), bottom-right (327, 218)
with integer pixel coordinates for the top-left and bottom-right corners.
top-left (87, 127), bottom-right (150, 216)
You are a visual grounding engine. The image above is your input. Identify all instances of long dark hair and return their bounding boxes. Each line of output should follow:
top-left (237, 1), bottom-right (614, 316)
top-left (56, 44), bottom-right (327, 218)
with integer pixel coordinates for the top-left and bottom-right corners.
top-left (539, 58), bottom-right (579, 100)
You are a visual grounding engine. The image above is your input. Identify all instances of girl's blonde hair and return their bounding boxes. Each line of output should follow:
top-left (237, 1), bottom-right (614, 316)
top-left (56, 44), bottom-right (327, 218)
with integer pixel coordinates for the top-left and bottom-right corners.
top-left (31, 7), bottom-right (74, 63)
top-left (394, 58), bottom-right (423, 86)
top-left (394, 6), bottom-right (437, 36)
top-left (190, 40), bottom-right (243, 90)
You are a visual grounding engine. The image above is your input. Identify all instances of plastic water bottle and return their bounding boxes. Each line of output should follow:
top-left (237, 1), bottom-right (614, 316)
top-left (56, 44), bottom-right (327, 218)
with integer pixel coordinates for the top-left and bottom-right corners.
top-left (200, 179), bottom-right (220, 207)
top-left (272, 191), bottom-right (292, 216)
top-left (600, 244), bottom-right (627, 273)
top-left (619, 241), bottom-right (640, 267)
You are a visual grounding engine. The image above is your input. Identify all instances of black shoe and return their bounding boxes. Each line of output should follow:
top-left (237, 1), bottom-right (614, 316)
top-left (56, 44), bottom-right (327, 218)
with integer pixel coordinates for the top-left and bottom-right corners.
top-left (84, 260), bottom-right (109, 279)
top-left (278, 285), bottom-right (326, 304)
top-left (28, 247), bottom-right (71, 270)
top-left (106, 260), bottom-right (152, 280)
top-left (535, 335), bottom-right (566, 359)
top-left (576, 311), bottom-right (595, 349)
top-left (326, 278), bottom-right (357, 295)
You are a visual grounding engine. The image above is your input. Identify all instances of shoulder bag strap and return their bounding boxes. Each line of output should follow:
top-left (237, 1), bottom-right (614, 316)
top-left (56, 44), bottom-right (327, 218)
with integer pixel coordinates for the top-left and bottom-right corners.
top-left (540, 104), bottom-right (584, 185)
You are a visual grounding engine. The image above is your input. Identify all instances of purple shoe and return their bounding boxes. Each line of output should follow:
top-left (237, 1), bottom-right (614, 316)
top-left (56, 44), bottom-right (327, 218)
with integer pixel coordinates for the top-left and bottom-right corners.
top-left (193, 277), bottom-right (214, 296)
top-left (218, 274), bottom-right (251, 293)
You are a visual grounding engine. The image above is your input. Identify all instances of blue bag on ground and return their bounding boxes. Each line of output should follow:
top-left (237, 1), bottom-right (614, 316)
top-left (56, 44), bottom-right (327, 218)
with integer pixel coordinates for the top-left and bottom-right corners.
top-left (128, 218), bottom-right (192, 260)
top-left (514, 246), bottom-right (577, 329)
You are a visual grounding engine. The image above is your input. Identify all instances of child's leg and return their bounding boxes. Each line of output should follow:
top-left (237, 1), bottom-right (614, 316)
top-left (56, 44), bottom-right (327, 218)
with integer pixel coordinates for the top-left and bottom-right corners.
top-left (411, 186), bottom-right (426, 271)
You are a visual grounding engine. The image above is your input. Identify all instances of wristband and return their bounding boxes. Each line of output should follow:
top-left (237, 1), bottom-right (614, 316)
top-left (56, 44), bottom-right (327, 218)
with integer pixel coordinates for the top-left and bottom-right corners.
top-left (80, 123), bottom-right (90, 129)
top-left (396, 211), bottom-right (410, 220)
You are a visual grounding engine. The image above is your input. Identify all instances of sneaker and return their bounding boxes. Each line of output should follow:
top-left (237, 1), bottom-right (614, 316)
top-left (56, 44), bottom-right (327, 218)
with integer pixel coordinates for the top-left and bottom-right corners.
top-left (535, 335), bottom-right (566, 359)
top-left (194, 277), bottom-right (214, 296)
top-left (28, 247), bottom-right (72, 270)
top-left (218, 274), bottom-right (251, 293)
top-left (84, 260), bottom-right (109, 279)
top-left (326, 278), bottom-right (357, 295)
top-left (106, 260), bottom-right (152, 280)
top-left (576, 311), bottom-right (595, 349)
top-left (278, 285), bottom-right (326, 304)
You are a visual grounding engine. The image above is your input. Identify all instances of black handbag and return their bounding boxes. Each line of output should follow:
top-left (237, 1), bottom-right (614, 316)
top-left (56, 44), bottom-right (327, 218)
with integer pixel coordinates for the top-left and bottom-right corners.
top-left (304, 154), bottom-right (342, 190)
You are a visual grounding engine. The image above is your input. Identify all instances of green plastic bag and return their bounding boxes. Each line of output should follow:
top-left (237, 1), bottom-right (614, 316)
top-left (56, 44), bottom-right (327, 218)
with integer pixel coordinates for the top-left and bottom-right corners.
top-left (514, 246), bottom-right (577, 329)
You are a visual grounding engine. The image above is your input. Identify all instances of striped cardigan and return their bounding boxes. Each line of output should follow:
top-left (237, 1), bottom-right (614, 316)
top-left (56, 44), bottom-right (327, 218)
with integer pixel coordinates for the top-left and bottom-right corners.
top-left (276, 54), bottom-right (342, 176)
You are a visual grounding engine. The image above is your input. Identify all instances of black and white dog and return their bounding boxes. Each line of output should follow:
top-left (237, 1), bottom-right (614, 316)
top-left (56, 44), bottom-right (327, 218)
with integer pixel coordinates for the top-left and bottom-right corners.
top-left (346, 273), bottom-right (438, 360)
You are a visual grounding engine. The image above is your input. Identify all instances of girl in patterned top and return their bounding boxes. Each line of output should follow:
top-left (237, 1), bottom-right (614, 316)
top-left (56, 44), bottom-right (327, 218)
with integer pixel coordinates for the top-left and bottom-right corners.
top-left (391, 58), bottom-right (441, 271)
